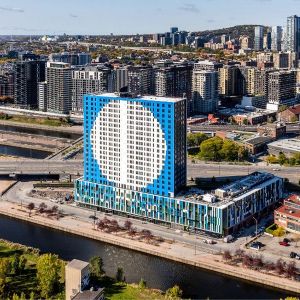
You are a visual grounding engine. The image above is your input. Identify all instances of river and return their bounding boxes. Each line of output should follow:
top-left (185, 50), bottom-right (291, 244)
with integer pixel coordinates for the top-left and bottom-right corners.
top-left (0, 214), bottom-right (293, 299)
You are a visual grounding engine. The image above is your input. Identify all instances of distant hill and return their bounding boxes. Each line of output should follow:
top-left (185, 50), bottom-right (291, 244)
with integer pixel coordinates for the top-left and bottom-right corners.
top-left (195, 25), bottom-right (269, 41)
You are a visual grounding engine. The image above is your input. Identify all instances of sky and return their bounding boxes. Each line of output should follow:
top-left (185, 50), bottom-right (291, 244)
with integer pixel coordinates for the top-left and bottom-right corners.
top-left (0, 0), bottom-right (300, 35)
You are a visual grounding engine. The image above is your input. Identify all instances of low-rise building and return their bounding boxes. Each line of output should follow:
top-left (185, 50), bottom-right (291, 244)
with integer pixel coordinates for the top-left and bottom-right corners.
top-left (278, 104), bottom-right (300, 123)
top-left (275, 195), bottom-right (300, 234)
top-left (243, 136), bottom-right (273, 155)
top-left (257, 123), bottom-right (286, 139)
top-left (268, 138), bottom-right (300, 157)
top-left (65, 259), bottom-right (104, 300)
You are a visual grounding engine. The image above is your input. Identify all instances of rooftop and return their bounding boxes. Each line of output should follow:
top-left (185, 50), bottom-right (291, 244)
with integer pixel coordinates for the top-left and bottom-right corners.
top-left (66, 259), bottom-right (89, 270)
top-left (244, 136), bottom-right (273, 146)
top-left (268, 138), bottom-right (300, 152)
top-left (89, 93), bottom-right (185, 103)
top-left (177, 172), bottom-right (281, 208)
top-left (72, 288), bottom-right (104, 300)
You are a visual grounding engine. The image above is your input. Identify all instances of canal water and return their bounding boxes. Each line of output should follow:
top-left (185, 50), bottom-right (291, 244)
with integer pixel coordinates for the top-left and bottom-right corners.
top-left (0, 145), bottom-right (51, 159)
top-left (0, 124), bottom-right (81, 140)
top-left (0, 214), bottom-right (294, 299)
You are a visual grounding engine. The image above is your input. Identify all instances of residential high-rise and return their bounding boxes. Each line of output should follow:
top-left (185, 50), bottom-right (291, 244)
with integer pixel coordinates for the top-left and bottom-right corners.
top-left (267, 70), bottom-right (296, 106)
top-left (46, 62), bottom-right (72, 114)
top-left (112, 66), bottom-right (128, 92)
top-left (271, 26), bottom-right (282, 51)
top-left (127, 66), bottom-right (154, 95)
top-left (219, 65), bottom-right (243, 97)
top-left (286, 15), bottom-right (300, 54)
top-left (14, 60), bottom-right (46, 108)
top-left (239, 35), bottom-right (254, 50)
top-left (72, 66), bottom-right (113, 112)
top-left (170, 27), bottom-right (179, 34)
top-left (263, 31), bottom-right (272, 50)
top-left (38, 82), bottom-right (47, 112)
top-left (254, 26), bottom-right (264, 51)
top-left (0, 71), bottom-right (14, 99)
top-left (154, 64), bottom-right (192, 99)
top-left (192, 70), bottom-right (219, 113)
top-left (193, 60), bottom-right (223, 71)
top-left (49, 52), bottom-right (91, 66)
top-left (75, 93), bottom-right (187, 199)
top-left (273, 52), bottom-right (289, 69)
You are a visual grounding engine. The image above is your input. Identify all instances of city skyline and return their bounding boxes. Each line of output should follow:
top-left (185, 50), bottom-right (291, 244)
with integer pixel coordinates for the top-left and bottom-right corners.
top-left (1, 0), bottom-right (300, 35)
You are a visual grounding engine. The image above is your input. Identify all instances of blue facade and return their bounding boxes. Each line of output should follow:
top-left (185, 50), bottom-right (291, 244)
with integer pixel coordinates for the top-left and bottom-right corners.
top-left (75, 93), bottom-right (283, 236)
top-left (83, 94), bottom-right (186, 197)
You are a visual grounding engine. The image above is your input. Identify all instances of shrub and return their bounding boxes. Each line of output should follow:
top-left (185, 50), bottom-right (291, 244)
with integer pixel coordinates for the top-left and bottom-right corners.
top-left (139, 278), bottom-right (146, 289)
top-left (223, 250), bottom-right (232, 261)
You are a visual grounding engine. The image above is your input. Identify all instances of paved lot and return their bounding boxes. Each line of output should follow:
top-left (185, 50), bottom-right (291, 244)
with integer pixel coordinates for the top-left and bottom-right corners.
top-left (254, 233), bottom-right (300, 263)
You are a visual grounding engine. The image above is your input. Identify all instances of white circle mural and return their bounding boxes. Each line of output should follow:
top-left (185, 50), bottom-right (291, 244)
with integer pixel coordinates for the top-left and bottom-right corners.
top-left (91, 100), bottom-right (167, 189)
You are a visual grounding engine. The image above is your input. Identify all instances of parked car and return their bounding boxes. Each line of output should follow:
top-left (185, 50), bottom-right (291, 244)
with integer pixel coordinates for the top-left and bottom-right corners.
top-left (223, 235), bottom-right (234, 243)
top-left (279, 241), bottom-right (290, 246)
top-left (203, 239), bottom-right (216, 244)
top-left (250, 242), bottom-right (262, 250)
top-left (290, 252), bottom-right (300, 260)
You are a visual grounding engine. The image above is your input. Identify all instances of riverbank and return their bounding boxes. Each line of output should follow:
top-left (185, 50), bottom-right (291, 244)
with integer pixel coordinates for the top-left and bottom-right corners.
top-left (0, 201), bottom-right (298, 295)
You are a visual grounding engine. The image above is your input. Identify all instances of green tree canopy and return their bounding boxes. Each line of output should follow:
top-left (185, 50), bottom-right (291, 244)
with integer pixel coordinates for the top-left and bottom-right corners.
top-left (36, 254), bottom-right (64, 298)
top-left (199, 137), bottom-right (224, 161)
top-left (89, 256), bottom-right (104, 282)
top-left (165, 285), bottom-right (183, 299)
top-left (187, 133), bottom-right (208, 148)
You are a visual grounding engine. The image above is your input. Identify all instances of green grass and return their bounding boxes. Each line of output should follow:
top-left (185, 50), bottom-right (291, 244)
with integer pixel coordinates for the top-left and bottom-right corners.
top-left (103, 278), bottom-right (165, 300)
top-left (0, 114), bottom-right (71, 127)
top-left (0, 240), bottom-right (40, 298)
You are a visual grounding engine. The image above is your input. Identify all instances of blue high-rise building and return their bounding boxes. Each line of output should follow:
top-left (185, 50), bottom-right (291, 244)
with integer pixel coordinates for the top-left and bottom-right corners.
top-left (75, 93), bottom-right (283, 236)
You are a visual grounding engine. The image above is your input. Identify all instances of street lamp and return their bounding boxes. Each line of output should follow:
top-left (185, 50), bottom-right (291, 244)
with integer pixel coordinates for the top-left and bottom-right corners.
top-left (252, 216), bottom-right (258, 237)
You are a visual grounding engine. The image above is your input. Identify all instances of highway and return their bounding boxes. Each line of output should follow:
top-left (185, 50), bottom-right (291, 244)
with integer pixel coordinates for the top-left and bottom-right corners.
top-left (187, 162), bottom-right (300, 183)
top-left (0, 159), bottom-right (299, 182)
top-left (188, 124), bottom-right (300, 134)
top-left (0, 160), bottom-right (83, 175)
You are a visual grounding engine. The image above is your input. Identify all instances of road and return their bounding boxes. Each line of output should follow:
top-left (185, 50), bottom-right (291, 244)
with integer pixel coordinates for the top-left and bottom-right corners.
top-left (0, 160), bottom-right (83, 175)
top-left (188, 124), bottom-right (300, 134)
top-left (0, 159), bottom-right (298, 182)
top-left (187, 162), bottom-right (300, 183)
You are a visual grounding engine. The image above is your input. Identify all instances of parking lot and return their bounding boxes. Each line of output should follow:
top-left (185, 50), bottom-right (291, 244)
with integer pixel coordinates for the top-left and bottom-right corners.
top-left (251, 232), bottom-right (300, 267)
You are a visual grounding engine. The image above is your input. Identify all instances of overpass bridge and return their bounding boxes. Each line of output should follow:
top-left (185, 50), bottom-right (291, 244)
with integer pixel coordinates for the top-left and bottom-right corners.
top-left (0, 160), bottom-right (83, 176)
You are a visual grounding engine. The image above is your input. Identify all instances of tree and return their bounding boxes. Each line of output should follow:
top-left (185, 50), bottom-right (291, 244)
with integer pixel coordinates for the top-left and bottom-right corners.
top-left (89, 256), bottom-right (104, 281)
top-left (38, 202), bottom-right (47, 213)
top-left (165, 285), bottom-right (183, 299)
top-left (242, 118), bottom-right (248, 125)
top-left (199, 137), bottom-right (223, 161)
top-left (0, 258), bottom-right (10, 296)
top-left (278, 152), bottom-right (287, 166)
top-left (27, 202), bottom-right (35, 217)
top-left (36, 254), bottom-right (62, 298)
top-left (51, 205), bottom-right (59, 214)
top-left (124, 220), bottom-right (132, 231)
top-left (187, 133), bottom-right (208, 148)
top-left (222, 250), bottom-right (232, 261)
top-left (285, 261), bottom-right (297, 278)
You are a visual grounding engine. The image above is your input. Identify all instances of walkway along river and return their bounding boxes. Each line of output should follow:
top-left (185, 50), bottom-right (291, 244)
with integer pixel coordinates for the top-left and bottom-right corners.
top-left (0, 214), bottom-right (294, 299)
